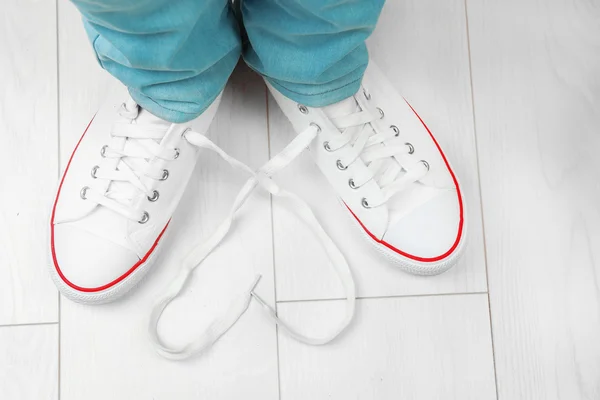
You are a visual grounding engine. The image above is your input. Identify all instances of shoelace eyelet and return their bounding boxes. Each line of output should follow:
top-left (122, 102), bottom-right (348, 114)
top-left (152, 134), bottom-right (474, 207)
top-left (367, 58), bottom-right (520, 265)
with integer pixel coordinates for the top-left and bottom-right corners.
top-left (310, 122), bottom-right (321, 133)
top-left (336, 160), bottom-right (347, 170)
top-left (90, 165), bottom-right (99, 179)
top-left (377, 107), bottom-right (385, 119)
top-left (361, 197), bottom-right (371, 209)
top-left (100, 145), bottom-right (108, 158)
top-left (160, 169), bottom-right (169, 181)
top-left (147, 190), bottom-right (159, 202)
top-left (173, 148), bottom-right (180, 160)
top-left (421, 160), bottom-right (430, 171)
top-left (391, 125), bottom-right (400, 136)
top-left (138, 211), bottom-right (150, 224)
top-left (298, 104), bottom-right (309, 114)
top-left (323, 141), bottom-right (332, 152)
top-left (80, 186), bottom-right (89, 200)
top-left (406, 142), bottom-right (415, 154)
top-left (348, 178), bottom-right (358, 189)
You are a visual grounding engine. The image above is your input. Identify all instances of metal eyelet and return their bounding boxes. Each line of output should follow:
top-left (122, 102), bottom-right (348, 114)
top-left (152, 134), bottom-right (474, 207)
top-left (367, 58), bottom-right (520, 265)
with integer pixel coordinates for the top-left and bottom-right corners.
top-left (173, 148), bottom-right (180, 160)
top-left (323, 141), bottom-right (332, 152)
top-left (147, 190), bottom-right (159, 202)
top-left (138, 211), bottom-right (150, 224)
top-left (160, 169), bottom-right (169, 181)
top-left (377, 108), bottom-right (385, 119)
top-left (363, 89), bottom-right (371, 100)
top-left (391, 125), bottom-right (400, 136)
top-left (406, 142), bottom-right (415, 154)
top-left (361, 197), bottom-right (371, 209)
top-left (100, 145), bottom-right (108, 158)
top-left (80, 186), bottom-right (89, 200)
top-left (336, 160), bottom-right (347, 170)
top-left (90, 165), bottom-right (99, 179)
top-left (421, 160), bottom-right (430, 171)
top-left (181, 128), bottom-right (190, 138)
top-left (348, 178), bottom-right (358, 189)
top-left (310, 122), bottom-right (321, 133)
top-left (298, 104), bottom-right (309, 114)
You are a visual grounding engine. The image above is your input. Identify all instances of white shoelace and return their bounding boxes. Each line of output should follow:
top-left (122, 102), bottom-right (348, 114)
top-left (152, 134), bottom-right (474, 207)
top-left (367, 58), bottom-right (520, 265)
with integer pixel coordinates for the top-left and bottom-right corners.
top-left (93, 91), bottom-right (428, 360)
top-left (325, 90), bottom-right (430, 208)
top-left (83, 99), bottom-right (177, 223)
top-left (148, 124), bottom-right (356, 360)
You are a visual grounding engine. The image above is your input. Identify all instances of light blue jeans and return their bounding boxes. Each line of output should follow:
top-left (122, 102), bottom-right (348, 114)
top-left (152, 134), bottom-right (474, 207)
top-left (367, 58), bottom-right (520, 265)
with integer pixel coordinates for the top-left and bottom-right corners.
top-left (72, 0), bottom-right (385, 123)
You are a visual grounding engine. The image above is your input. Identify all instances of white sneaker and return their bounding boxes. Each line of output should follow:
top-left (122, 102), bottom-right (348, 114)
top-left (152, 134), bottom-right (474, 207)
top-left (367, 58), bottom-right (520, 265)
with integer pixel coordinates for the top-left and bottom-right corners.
top-left (49, 88), bottom-right (221, 304)
top-left (266, 60), bottom-right (466, 275)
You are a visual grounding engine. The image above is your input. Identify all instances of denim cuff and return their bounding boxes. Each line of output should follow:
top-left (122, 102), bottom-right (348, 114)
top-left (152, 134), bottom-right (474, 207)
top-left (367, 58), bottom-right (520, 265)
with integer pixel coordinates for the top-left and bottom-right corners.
top-left (264, 76), bottom-right (364, 108)
top-left (128, 89), bottom-right (219, 124)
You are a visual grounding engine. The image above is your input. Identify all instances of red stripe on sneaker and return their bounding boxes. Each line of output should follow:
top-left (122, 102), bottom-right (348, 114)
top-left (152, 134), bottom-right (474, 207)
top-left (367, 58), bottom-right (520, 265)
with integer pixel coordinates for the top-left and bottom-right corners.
top-left (50, 117), bottom-right (169, 293)
top-left (346, 100), bottom-right (465, 263)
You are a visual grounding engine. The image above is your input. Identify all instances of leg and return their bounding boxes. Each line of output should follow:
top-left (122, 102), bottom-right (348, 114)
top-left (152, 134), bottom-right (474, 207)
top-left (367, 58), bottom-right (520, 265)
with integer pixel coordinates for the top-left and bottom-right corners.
top-left (247, 0), bottom-right (467, 274)
top-left (241, 0), bottom-right (385, 107)
top-left (72, 0), bottom-right (241, 122)
top-left (50, 0), bottom-right (239, 303)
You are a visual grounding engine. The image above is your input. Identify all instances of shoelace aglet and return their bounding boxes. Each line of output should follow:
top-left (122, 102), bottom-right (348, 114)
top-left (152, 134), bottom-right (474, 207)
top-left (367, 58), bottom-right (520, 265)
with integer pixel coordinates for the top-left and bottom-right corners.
top-left (249, 274), bottom-right (274, 314)
top-left (249, 274), bottom-right (262, 294)
top-left (250, 286), bottom-right (278, 320)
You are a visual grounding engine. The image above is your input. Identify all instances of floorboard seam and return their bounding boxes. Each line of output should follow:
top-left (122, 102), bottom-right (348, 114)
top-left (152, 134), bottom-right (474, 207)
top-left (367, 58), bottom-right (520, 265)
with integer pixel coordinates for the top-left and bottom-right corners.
top-left (265, 85), bottom-right (283, 400)
top-left (276, 290), bottom-right (489, 304)
top-left (0, 321), bottom-right (59, 329)
top-left (55, 1), bottom-right (62, 398)
top-left (463, 1), bottom-right (500, 399)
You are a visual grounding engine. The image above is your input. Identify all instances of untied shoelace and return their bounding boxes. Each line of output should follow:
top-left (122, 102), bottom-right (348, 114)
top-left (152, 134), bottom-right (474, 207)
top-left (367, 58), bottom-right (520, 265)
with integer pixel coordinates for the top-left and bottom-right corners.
top-left (148, 124), bottom-right (356, 360)
top-left (147, 87), bottom-right (430, 360)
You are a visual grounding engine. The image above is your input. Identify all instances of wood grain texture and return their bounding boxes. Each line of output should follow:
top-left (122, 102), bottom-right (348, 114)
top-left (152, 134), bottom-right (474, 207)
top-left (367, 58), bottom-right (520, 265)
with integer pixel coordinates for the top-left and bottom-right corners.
top-left (268, 0), bottom-right (487, 301)
top-left (277, 294), bottom-right (496, 400)
top-left (0, 0), bottom-right (59, 325)
top-left (467, 0), bottom-right (600, 398)
top-left (58, 3), bottom-right (279, 399)
top-left (0, 324), bottom-right (58, 400)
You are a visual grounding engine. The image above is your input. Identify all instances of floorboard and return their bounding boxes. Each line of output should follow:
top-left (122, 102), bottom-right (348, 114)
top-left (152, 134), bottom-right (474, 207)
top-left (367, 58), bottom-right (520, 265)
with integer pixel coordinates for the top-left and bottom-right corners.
top-left (0, 0), bottom-right (59, 325)
top-left (277, 294), bottom-right (496, 400)
top-left (467, 0), bottom-right (600, 398)
top-left (0, 324), bottom-right (58, 400)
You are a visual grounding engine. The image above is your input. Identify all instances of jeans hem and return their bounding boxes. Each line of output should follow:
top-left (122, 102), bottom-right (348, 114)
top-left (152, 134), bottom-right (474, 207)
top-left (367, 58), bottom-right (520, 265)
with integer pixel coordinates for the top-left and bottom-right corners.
top-left (264, 76), bottom-right (363, 107)
top-left (128, 89), bottom-right (222, 124)
top-left (242, 56), bottom-right (365, 107)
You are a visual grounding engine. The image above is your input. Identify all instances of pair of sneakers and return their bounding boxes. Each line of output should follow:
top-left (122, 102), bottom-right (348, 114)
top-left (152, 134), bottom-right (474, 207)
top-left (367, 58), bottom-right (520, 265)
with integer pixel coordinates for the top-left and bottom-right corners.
top-left (49, 60), bottom-right (466, 359)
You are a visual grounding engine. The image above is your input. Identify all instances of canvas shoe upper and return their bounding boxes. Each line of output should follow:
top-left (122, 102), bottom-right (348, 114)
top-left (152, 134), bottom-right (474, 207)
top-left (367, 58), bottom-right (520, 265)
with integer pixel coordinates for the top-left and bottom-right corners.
top-left (266, 60), bottom-right (466, 275)
top-left (49, 86), bottom-right (222, 303)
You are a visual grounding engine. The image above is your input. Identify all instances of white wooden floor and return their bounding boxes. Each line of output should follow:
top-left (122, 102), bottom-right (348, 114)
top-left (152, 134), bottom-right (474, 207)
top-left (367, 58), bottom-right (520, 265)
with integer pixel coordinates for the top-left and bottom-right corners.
top-left (1, 0), bottom-right (599, 398)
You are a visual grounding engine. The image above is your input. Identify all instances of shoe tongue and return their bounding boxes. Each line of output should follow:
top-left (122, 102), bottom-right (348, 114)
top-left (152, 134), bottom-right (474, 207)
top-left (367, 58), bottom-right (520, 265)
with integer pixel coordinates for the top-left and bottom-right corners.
top-left (133, 107), bottom-right (171, 128)
top-left (323, 96), bottom-right (361, 119)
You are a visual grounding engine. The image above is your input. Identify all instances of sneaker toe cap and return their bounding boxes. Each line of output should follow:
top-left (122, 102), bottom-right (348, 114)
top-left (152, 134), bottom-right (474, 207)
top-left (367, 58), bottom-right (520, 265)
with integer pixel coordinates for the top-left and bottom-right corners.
top-left (52, 224), bottom-right (140, 290)
top-left (382, 190), bottom-right (464, 260)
